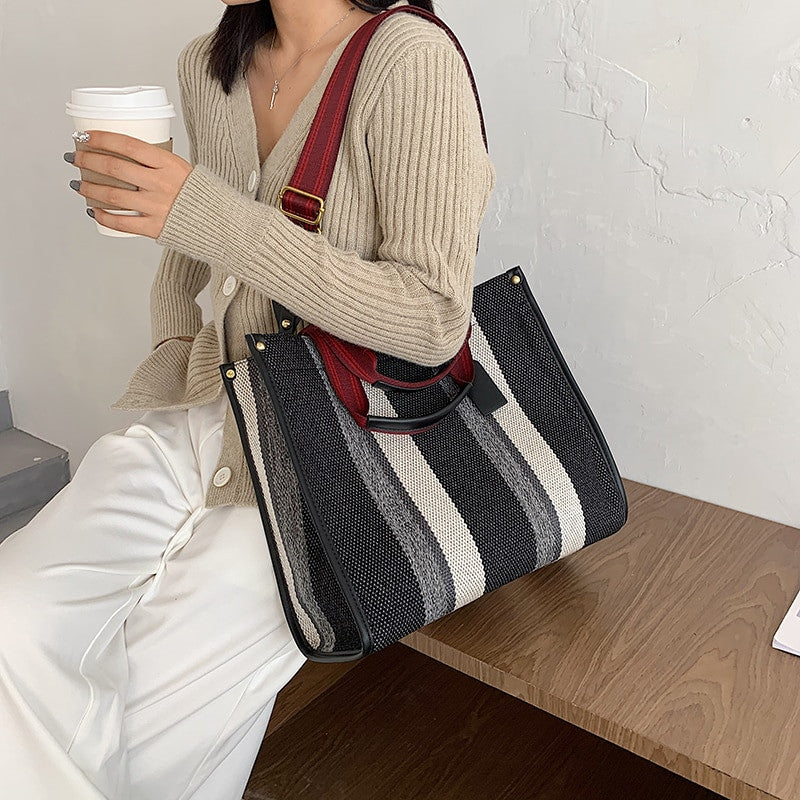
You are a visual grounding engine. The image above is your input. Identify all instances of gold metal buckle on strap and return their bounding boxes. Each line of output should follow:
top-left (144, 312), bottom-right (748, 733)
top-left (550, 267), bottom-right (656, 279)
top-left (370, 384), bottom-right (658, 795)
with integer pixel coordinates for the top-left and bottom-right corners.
top-left (279, 185), bottom-right (325, 226)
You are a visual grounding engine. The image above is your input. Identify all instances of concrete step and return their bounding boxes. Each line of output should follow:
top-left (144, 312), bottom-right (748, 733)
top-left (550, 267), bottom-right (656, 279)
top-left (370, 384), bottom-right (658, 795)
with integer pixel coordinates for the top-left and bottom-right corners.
top-left (0, 427), bottom-right (70, 520)
top-left (0, 501), bottom-right (48, 544)
top-left (0, 390), bottom-right (11, 432)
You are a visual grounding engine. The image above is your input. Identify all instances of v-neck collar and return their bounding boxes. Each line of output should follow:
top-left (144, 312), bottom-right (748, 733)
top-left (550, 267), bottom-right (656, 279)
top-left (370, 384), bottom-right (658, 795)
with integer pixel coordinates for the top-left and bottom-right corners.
top-left (226, 24), bottom-right (363, 186)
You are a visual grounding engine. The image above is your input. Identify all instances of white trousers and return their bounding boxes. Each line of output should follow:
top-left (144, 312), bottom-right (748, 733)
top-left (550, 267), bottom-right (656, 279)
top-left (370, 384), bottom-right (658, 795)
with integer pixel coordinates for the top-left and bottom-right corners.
top-left (0, 392), bottom-right (307, 799)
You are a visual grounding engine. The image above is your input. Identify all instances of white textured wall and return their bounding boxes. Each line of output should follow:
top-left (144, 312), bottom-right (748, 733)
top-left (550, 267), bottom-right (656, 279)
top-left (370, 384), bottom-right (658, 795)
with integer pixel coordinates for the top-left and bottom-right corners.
top-left (468, 0), bottom-right (800, 526)
top-left (1, 0), bottom-right (797, 526)
top-left (0, 1), bottom-right (9, 394)
top-left (0, 249), bottom-right (8, 392)
top-left (0, 1), bottom-right (218, 462)
top-left (0, 331), bottom-right (8, 393)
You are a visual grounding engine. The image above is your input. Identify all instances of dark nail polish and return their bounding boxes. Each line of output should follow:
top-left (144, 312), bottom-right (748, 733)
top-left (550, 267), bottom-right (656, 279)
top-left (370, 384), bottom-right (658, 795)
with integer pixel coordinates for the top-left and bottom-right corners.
top-left (63, 151), bottom-right (75, 163)
top-left (86, 208), bottom-right (95, 218)
top-left (69, 179), bottom-right (80, 191)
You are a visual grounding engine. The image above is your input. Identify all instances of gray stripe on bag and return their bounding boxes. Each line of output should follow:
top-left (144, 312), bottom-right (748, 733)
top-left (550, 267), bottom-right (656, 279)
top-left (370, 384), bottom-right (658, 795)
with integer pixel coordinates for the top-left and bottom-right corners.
top-left (455, 387), bottom-right (562, 566)
top-left (241, 362), bottom-right (336, 651)
top-left (304, 339), bottom-right (455, 622)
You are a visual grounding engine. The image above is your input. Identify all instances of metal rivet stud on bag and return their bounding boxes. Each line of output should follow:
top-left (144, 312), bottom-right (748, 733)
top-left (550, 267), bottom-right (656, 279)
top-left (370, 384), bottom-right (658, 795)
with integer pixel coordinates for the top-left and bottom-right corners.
top-left (225, 368), bottom-right (236, 379)
top-left (256, 341), bottom-right (266, 351)
top-left (511, 274), bottom-right (521, 284)
top-left (281, 319), bottom-right (292, 329)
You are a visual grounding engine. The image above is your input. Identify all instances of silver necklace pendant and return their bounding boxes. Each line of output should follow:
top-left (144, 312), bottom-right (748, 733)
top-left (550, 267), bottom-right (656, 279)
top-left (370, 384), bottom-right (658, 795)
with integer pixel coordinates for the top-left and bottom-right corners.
top-left (266, 4), bottom-right (356, 111)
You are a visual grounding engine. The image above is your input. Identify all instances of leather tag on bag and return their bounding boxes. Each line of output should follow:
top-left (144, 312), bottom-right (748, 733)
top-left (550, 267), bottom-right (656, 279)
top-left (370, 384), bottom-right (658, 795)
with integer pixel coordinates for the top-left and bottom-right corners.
top-left (75, 137), bottom-right (173, 211)
top-left (469, 359), bottom-right (508, 416)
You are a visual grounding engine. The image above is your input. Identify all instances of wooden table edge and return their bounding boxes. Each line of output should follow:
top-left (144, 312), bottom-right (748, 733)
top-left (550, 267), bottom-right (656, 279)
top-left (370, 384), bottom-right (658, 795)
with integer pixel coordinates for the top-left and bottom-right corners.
top-left (400, 635), bottom-right (780, 800)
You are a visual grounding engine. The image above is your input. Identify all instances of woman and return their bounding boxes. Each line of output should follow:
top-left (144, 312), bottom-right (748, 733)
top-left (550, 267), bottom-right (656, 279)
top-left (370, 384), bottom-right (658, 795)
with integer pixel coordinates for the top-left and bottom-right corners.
top-left (0, 0), bottom-right (495, 797)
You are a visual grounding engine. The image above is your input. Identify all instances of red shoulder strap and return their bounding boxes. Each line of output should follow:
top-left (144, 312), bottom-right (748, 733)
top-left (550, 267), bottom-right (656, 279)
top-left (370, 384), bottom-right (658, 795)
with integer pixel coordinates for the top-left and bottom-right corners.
top-left (277, 5), bottom-right (488, 233)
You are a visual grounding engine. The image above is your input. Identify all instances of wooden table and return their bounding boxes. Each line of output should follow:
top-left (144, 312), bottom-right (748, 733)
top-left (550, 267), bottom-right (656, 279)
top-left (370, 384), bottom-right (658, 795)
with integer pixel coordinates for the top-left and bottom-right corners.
top-left (250, 640), bottom-right (726, 799)
top-left (400, 478), bottom-right (800, 800)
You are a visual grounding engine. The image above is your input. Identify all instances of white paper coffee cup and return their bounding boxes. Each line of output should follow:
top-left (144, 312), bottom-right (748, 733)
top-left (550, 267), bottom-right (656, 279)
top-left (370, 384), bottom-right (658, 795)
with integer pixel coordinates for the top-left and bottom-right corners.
top-left (66, 86), bottom-right (175, 239)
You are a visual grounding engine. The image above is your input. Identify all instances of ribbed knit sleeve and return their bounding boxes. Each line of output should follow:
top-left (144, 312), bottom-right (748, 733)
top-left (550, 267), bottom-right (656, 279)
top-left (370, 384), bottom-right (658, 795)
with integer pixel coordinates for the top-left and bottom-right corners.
top-left (155, 40), bottom-right (495, 367)
top-left (148, 49), bottom-right (210, 351)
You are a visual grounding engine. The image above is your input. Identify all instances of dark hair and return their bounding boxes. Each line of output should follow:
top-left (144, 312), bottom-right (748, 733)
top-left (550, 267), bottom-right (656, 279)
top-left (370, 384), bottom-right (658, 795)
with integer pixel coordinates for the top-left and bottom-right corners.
top-left (208, 1), bottom-right (436, 95)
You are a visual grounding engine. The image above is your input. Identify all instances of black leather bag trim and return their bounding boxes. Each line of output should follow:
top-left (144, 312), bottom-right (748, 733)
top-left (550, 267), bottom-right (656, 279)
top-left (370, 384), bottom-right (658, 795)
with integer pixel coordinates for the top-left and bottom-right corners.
top-left (271, 299), bottom-right (302, 335)
top-left (510, 265), bottom-right (629, 525)
top-left (248, 333), bottom-right (375, 661)
top-left (220, 354), bottom-right (371, 662)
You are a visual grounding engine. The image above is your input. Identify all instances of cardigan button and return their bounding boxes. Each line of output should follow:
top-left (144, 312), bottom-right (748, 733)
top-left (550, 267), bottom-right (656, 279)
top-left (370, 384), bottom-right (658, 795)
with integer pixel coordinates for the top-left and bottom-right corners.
top-left (247, 170), bottom-right (259, 192)
top-left (222, 275), bottom-right (237, 296)
top-left (213, 467), bottom-right (232, 487)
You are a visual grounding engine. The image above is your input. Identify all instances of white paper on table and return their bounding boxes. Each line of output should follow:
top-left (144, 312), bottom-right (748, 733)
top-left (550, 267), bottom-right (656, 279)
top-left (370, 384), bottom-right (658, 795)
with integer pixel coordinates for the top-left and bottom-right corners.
top-left (773, 585), bottom-right (800, 657)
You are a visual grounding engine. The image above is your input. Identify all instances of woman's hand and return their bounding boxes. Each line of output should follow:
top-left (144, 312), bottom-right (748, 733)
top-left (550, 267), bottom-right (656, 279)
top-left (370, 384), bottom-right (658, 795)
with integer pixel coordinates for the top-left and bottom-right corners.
top-left (65, 130), bottom-right (193, 239)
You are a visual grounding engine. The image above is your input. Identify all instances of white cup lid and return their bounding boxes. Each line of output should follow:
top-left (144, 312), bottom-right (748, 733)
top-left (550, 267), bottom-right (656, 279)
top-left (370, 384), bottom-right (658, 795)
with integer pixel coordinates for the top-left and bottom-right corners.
top-left (66, 86), bottom-right (176, 120)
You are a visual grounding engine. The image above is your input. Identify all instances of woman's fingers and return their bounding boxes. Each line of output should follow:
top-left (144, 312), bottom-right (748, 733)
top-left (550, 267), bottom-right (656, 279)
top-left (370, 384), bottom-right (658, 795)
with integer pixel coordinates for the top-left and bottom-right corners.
top-left (66, 129), bottom-right (193, 240)
top-left (75, 130), bottom-right (172, 169)
top-left (71, 130), bottom-right (173, 192)
top-left (73, 149), bottom-right (159, 192)
top-left (72, 178), bottom-right (157, 215)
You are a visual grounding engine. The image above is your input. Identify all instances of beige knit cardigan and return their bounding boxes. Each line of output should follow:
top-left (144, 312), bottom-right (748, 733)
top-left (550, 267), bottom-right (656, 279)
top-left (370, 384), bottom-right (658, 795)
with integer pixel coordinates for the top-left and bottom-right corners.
top-left (111, 0), bottom-right (497, 508)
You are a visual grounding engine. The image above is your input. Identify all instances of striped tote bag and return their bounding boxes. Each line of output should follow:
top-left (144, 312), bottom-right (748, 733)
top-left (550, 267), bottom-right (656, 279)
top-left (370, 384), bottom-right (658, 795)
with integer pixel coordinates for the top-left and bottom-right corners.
top-left (221, 266), bottom-right (628, 662)
top-left (219, 6), bottom-right (628, 661)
